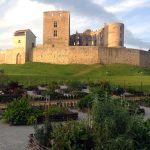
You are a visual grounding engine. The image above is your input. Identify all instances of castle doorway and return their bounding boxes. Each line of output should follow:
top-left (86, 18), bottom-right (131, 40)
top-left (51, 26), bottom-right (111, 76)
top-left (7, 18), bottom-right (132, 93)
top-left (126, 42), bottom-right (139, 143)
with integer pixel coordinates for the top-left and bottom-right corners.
top-left (16, 53), bottom-right (22, 64)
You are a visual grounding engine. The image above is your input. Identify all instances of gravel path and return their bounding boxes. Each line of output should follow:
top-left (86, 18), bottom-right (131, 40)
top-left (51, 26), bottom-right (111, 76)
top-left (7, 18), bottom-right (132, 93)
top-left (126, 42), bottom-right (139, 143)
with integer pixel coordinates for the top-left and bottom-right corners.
top-left (140, 106), bottom-right (150, 120)
top-left (0, 121), bottom-right (33, 150)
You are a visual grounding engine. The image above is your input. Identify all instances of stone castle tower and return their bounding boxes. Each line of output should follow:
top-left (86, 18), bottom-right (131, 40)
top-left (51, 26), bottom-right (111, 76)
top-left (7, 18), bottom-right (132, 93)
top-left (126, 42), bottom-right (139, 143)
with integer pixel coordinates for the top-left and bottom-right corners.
top-left (43, 11), bottom-right (70, 47)
top-left (104, 23), bottom-right (124, 47)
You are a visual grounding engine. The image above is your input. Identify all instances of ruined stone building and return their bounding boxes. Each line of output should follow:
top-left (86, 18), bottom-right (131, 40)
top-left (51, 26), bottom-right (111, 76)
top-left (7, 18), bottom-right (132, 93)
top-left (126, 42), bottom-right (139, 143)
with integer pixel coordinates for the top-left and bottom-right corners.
top-left (0, 10), bottom-right (149, 67)
top-left (70, 23), bottom-right (124, 47)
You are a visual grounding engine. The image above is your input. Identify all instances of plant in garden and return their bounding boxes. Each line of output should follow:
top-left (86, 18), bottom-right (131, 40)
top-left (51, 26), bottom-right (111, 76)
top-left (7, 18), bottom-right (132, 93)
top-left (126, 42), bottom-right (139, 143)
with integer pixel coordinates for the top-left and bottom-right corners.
top-left (92, 88), bottom-right (150, 150)
top-left (77, 94), bottom-right (93, 110)
top-left (34, 120), bottom-right (52, 147)
top-left (52, 121), bottom-right (94, 150)
top-left (77, 86), bottom-right (111, 110)
top-left (4, 81), bottom-right (25, 100)
top-left (31, 87), bottom-right (150, 150)
top-left (46, 105), bottom-right (68, 116)
top-left (3, 97), bottom-right (42, 125)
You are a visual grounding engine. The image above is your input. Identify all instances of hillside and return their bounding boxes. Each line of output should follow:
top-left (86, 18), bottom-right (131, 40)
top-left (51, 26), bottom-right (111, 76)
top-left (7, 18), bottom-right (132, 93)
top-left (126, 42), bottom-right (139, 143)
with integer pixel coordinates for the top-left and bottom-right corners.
top-left (0, 62), bottom-right (150, 90)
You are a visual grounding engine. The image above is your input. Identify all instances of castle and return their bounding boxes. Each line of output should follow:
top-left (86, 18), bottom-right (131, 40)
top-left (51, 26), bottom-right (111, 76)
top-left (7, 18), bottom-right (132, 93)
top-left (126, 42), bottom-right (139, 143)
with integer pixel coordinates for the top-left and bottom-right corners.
top-left (0, 11), bottom-right (150, 67)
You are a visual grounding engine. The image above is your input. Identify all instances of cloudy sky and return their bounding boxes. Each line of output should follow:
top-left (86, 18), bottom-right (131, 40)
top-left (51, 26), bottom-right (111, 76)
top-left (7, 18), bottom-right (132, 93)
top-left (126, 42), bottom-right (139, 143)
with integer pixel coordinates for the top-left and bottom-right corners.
top-left (0, 0), bottom-right (150, 50)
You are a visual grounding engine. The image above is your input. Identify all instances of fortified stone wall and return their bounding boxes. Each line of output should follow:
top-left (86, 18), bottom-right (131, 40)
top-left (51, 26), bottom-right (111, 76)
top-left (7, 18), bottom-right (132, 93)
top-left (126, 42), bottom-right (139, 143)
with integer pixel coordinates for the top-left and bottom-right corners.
top-left (32, 45), bottom-right (150, 68)
top-left (32, 45), bottom-right (100, 64)
top-left (0, 48), bottom-right (25, 64)
top-left (99, 47), bottom-right (140, 66)
top-left (0, 50), bottom-right (6, 63)
top-left (0, 46), bottom-right (149, 68)
top-left (139, 50), bottom-right (150, 68)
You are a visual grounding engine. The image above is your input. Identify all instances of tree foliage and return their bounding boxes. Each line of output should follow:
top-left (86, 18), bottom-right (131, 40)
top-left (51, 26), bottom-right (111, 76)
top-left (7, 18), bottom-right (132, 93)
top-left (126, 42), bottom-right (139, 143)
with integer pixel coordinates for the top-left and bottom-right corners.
top-left (92, 88), bottom-right (150, 150)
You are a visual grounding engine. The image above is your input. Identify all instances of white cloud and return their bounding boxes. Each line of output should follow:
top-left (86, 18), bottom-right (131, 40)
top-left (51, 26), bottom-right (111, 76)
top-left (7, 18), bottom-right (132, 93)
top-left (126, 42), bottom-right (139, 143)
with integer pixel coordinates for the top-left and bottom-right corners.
top-left (105, 0), bottom-right (149, 13)
top-left (71, 15), bottom-right (101, 34)
top-left (0, 0), bottom-right (5, 5)
top-left (0, 0), bottom-right (55, 28)
top-left (0, 0), bottom-right (55, 49)
top-left (129, 25), bottom-right (150, 35)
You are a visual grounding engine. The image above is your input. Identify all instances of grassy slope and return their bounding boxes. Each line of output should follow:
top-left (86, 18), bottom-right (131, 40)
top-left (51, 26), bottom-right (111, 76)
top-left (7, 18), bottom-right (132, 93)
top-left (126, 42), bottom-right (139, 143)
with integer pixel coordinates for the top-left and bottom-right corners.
top-left (0, 62), bottom-right (150, 90)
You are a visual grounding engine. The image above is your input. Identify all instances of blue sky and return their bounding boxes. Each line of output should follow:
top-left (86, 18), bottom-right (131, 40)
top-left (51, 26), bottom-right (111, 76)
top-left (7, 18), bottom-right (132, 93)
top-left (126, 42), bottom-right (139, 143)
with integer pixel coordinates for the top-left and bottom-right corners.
top-left (0, 0), bottom-right (150, 50)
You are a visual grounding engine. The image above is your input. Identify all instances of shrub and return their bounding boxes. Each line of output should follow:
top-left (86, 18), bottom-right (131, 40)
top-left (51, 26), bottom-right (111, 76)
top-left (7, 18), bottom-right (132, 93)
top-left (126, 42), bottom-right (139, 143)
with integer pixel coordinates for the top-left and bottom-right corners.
top-left (3, 97), bottom-right (42, 125)
top-left (77, 94), bottom-right (93, 109)
top-left (52, 121), bottom-right (94, 150)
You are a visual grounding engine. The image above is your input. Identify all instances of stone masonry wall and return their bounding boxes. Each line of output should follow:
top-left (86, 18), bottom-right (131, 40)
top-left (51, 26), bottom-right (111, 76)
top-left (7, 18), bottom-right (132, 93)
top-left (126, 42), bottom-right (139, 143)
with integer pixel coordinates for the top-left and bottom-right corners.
top-left (32, 46), bottom-right (150, 68)
top-left (0, 45), bottom-right (149, 68)
top-left (99, 47), bottom-right (140, 66)
top-left (43, 11), bottom-right (70, 47)
top-left (32, 45), bottom-right (100, 64)
top-left (0, 48), bottom-right (25, 64)
top-left (33, 45), bottom-right (141, 65)
top-left (139, 50), bottom-right (150, 68)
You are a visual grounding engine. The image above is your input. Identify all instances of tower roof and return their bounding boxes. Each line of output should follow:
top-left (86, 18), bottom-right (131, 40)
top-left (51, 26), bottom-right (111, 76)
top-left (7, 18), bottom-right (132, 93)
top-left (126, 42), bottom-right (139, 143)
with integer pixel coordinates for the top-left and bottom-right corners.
top-left (14, 29), bottom-right (36, 37)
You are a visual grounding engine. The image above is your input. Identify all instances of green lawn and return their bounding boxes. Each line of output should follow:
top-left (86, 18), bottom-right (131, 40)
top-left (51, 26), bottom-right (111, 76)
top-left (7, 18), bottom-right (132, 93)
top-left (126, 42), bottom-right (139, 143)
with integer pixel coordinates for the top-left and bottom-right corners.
top-left (0, 62), bottom-right (150, 91)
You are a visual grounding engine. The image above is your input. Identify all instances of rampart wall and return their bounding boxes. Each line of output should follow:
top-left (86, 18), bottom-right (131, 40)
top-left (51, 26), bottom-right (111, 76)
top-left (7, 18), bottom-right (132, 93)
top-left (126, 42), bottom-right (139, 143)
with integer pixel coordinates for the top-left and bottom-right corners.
top-left (99, 47), bottom-right (150, 68)
top-left (32, 45), bottom-right (150, 68)
top-left (32, 45), bottom-right (100, 64)
top-left (99, 47), bottom-right (140, 66)
top-left (0, 45), bottom-right (149, 68)
top-left (139, 50), bottom-right (150, 68)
